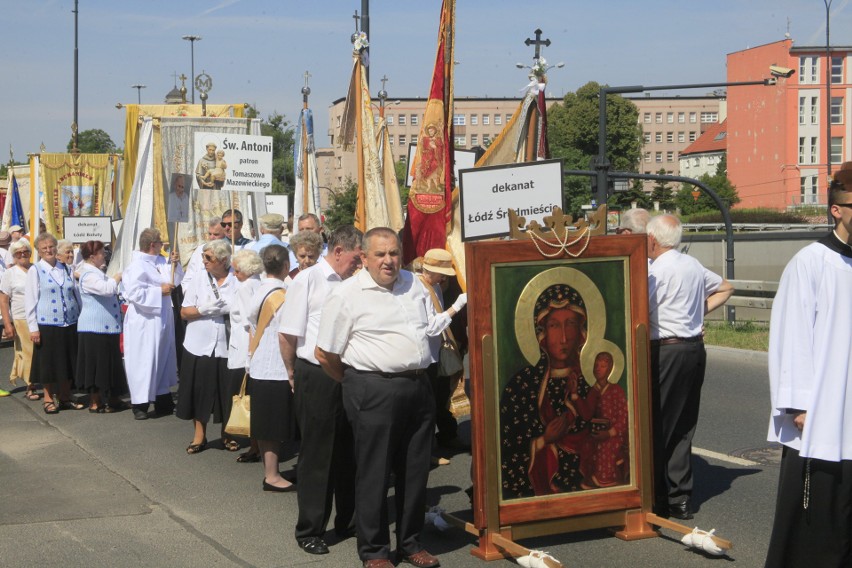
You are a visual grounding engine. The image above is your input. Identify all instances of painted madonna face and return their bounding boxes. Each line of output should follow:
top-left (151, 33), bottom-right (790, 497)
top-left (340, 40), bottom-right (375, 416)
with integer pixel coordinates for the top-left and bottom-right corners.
top-left (534, 284), bottom-right (587, 368)
top-left (541, 308), bottom-right (585, 367)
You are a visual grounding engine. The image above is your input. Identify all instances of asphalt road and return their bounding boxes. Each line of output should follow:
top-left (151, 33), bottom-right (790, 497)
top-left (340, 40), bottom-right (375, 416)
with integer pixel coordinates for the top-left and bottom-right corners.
top-left (0, 345), bottom-right (777, 567)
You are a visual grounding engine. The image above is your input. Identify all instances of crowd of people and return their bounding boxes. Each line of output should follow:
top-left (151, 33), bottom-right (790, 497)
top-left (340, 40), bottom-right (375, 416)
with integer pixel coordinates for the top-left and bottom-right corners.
top-left (0, 210), bottom-right (467, 568)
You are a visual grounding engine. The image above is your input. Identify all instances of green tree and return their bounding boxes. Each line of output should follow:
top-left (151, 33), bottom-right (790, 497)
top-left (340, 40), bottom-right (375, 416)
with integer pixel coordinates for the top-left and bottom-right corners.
top-left (612, 178), bottom-right (652, 210)
top-left (650, 168), bottom-right (676, 211)
top-left (675, 156), bottom-right (740, 216)
top-left (322, 176), bottom-right (357, 231)
top-left (548, 81), bottom-right (642, 216)
top-left (67, 129), bottom-right (118, 153)
top-left (395, 160), bottom-right (410, 207)
top-left (246, 106), bottom-right (295, 197)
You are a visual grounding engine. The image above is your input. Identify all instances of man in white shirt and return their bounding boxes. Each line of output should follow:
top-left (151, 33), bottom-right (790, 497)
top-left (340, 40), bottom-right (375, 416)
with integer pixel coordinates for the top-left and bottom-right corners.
top-left (315, 227), bottom-right (465, 568)
top-left (764, 165), bottom-right (852, 567)
top-left (279, 225), bottom-right (363, 556)
top-left (246, 213), bottom-right (288, 255)
top-left (647, 214), bottom-right (732, 520)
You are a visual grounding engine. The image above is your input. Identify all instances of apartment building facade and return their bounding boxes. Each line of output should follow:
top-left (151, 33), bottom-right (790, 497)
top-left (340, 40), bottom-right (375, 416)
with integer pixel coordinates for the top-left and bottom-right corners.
top-left (727, 38), bottom-right (852, 208)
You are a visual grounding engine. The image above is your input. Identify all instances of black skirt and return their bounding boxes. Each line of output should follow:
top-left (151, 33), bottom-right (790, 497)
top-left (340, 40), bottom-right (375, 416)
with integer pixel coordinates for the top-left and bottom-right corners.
top-left (30, 324), bottom-right (78, 385)
top-left (176, 351), bottom-right (231, 424)
top-left (76, 332), bottom-right (128, 396)
top-left (249, 377), bottom-right (294, 441)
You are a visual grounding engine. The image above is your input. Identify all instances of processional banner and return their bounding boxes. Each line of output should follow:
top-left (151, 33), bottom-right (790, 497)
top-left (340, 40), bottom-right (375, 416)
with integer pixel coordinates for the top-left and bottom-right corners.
top-left (160, 116), bottom-right (255, 267)
top-left (39, 153), bottom-right (113, 239)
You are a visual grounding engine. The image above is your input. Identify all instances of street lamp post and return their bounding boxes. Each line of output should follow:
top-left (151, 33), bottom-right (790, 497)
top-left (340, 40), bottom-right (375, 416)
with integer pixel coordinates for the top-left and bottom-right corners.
top-left (131, 84), bottom-right (146, 105)
top-left (182, 35), bottom-right (202, 103)
top-left (824, 0), bottom-right (834, 185)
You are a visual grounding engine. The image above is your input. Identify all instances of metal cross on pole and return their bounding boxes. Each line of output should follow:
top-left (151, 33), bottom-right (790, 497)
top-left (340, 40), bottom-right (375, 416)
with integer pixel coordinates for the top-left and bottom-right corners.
top-left (352, 10), bottom-right (360, 32)
top-left (524, 28), bottom-right (550, 61)
top-left (302, 70), bottom-right (312, 107)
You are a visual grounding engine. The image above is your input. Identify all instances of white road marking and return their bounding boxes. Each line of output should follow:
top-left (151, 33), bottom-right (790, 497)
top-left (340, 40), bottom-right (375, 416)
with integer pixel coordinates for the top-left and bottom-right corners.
top-left (693, 447), bottom-right (759, 467)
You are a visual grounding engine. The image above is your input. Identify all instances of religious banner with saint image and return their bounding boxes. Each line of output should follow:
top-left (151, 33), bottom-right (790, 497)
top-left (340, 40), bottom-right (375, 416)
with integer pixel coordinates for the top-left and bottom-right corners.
top-left (39, 153), bottom-right (113, 238)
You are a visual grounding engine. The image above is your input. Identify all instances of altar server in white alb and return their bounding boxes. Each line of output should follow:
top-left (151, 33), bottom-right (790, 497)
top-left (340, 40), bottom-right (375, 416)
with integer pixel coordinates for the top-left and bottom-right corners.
top-left (122, 228), bottom-right (183, 420)
top-left (765, 162), bottom-right (852, 567)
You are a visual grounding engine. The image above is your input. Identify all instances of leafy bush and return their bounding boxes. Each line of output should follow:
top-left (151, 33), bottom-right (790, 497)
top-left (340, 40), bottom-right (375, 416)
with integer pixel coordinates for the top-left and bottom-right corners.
top-left (684, 208), bottom-right (807, 224)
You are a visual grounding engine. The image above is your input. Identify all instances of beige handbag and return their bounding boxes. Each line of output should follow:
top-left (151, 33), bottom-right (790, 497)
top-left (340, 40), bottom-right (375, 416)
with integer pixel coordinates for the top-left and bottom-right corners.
top-left (224, 288), bottom-right (287, 438)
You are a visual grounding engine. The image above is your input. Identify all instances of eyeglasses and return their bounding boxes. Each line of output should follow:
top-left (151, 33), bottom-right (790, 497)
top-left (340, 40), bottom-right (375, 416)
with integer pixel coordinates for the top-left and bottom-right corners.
top-left (13, 251), bottom-right (29, 257)
top-left (835, 203), bottom-right (852, 209)
top-left (221, 222), bottom-right (232, 228)
top-left (203, 254), bottom-right (216, 262)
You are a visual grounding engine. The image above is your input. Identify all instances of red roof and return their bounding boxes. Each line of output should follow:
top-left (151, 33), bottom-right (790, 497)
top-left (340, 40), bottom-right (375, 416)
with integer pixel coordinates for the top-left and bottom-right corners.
top-left (680, 119), bottom-right (727, 156)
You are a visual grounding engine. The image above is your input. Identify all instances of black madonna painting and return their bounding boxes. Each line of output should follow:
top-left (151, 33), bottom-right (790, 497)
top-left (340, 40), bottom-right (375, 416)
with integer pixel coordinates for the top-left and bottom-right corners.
top-left (496, 263), bottom-right (632, 502)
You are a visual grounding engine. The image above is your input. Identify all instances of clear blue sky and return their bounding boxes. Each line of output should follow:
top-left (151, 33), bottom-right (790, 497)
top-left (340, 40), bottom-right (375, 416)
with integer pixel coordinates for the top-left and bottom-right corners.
top-left (2, 0), bottom-right (851, 160)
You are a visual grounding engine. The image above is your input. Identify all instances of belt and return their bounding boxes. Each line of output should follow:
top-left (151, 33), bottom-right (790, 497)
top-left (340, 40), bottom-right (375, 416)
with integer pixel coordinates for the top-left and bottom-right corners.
top-left (651, 335), bottom-right (703, 346)
top-left (348, 367), bottom-right (427, 379)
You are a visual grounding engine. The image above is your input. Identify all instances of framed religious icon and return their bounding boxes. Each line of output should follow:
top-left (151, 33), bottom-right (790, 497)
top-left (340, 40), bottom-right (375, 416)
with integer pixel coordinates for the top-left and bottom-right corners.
top-left (465, 232), bottom-right (655, 558)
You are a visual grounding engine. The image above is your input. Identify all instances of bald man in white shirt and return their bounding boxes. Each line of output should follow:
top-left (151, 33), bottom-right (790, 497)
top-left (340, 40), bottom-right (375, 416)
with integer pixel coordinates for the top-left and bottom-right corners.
top-left (647, 214), bottom-right (732, 520)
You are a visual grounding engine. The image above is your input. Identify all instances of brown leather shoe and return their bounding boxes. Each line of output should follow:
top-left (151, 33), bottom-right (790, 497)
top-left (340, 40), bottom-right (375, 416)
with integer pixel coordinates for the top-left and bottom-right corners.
top-left (401, 549), bottom-right (440, 568)
top-left (363, 559), bottom-right (394, 568)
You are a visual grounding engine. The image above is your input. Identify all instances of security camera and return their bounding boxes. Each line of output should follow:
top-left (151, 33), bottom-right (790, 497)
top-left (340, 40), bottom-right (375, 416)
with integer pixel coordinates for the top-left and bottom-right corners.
top-left (769, 65), bottom-right (795, 78)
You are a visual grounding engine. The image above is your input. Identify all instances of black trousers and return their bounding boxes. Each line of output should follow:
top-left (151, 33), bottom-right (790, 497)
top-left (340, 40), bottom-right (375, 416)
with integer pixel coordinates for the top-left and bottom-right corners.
top-left (765, 447), bottom-right (852, 567)
top-left (293, 358), bottom-right (356, 540)
top-left (651, 341), bottom-right (706, 506)
top-left (342, 368), bottom-right (435, 561)
top-left (427, 362), bottom-right (458, 443)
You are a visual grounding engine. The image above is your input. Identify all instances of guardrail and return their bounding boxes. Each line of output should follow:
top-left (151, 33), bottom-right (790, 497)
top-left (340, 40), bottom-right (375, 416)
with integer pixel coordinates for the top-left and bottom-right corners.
top-left (683, 223), bottom-right (831, 232)
top-left (726, 279), bottom-right (778, 313)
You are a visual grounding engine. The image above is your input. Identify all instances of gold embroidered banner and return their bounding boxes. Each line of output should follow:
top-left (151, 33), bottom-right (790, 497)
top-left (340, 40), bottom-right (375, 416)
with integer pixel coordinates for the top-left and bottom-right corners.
top-left (39, 153), bottom-right (113, 238)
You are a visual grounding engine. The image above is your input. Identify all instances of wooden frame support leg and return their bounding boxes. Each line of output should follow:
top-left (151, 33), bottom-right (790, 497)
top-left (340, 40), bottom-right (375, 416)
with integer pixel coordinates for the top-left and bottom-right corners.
top-left (471, 527), bottom-right (514, 561)
top-left (612, 509), bottom-right (659, 541)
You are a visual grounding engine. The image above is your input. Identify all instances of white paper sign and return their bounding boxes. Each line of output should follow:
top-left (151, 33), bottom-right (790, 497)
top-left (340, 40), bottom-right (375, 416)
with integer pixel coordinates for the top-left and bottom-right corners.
top-left (265, 194), bottom-right (289, 221)
top-left (64, 216), bottom-right (112, 243)
top-left (193, 133), bottom-right (274, 193)
top-left (459, 159), bottom-right (563, 241)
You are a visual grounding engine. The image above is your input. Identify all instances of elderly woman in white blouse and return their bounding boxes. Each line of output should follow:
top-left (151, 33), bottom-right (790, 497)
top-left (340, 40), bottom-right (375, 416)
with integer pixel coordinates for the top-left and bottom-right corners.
top-left (0, 239), bottom-right (36, 399)
top-left (247, 245), bottom-right (295, 492)
top-left (177, 239), bottom-right (237, 454)
top-left (228, 248), bottom-right (263, 463)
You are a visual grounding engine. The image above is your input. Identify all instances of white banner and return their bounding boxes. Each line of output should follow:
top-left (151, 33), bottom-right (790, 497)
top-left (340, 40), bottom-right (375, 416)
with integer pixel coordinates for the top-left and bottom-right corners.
top-left (459, 159), bottom-right (563, 241)
top-left (265, 194), bottom-right (289, 221)
top-left (193, 132), bottom-right (273, 193)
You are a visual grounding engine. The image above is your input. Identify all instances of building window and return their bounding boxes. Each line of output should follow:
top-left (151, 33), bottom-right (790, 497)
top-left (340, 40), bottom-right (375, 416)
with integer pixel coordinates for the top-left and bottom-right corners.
top-left (644, 152), bottom-right (651, 163)
top-left (374, 116), bottom-right (380, 126)
top-left (799, 137), bottom-right (806, 163)
top-left (666, 151), bottom-right (674, 162)
top-left (678, 112), bottom-right (685, 124)
top-left (452, 114), bottom-right (465, 126)
top-left (495, 114), bottom-right (503, 126)
top-left (386, 115), bottom-right (393, 126)
top-left (801, 175), bottom-right (818, 204)
top-left (831, 97), bottom-right (844, 124)
top-left (666, 132), bottom-right (674, 143)
top-left (411, 114), bottom-right (419, 126)
top-left (832, 136), bottom-right (843, 163)
top-left (482, 114), bottom-right (490, 125)
top-left (454, 135), bottom-right (466, 147)
top-left (689, 112), bottom-right (697, 123)
top-left (655, 112), bottom-right (663, 123)
top-left (655, 152), bottom-right (663, 163)
top-left (678, 132), bottom-right (685, 143)
top-left (811, 96), bottom-right (819, 124)
top-left (470, 134), bottom-right (478, 146)
top-left (832, 56), bottom-right (843, 83)
top-left (398, 114), bottom-right (406, 126)
top-left (667, 112), bottom-right (674, 124)
top-left (411, 134), bottom-right (418, 145)
top-left (799, 96), bottom-right (806, 125)
top-left (483, 135), bottom-right (490, 145)
top-left (655, 132), bottom-right (662, 143)
top-left (470, 114), bottom-right (478, 125)
top-left (689, 131), bottom-right (697, 142)
top-left (398, 135), bottom-right (406, 146)
top-left (644, 112), bottom-right (651, 123)
top-left (388, 135), bottom-right (394, 146)
top-left (799, 56), bottom-right (818, 84)
top-left (335, 156), bottom-right (342, 168)
top-left (700, 111), bottom-right (718, 123)
top-left (643, 132), bottom-right (651, 143)
top-left (811, 137), bottom-right (818, 164)
top-left (506, 114), bottom-right (512, 123)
